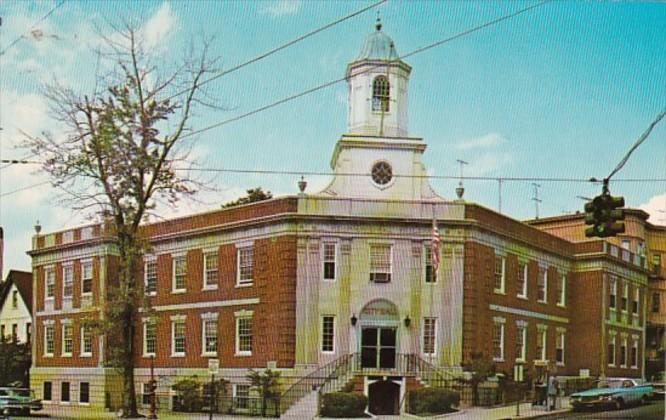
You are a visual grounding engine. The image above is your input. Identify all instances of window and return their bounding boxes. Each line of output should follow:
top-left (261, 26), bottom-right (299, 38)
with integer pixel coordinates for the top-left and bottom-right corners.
top-left (556, 331), bottom-right (565, 365)
top-left (536, 327), bottom-right (547, 361)
top-left (45, 325), bottom-right (55, 356)
top-left (653, 293), bottom-right (661, 313)
top-left (423, 318), bottom-right (437, 355)
top-left (321, 316), bottom-right (335, 353)
top-left (81, 325), bottom-right (92, 356)
top-left (233, 384), bottom-right (250, 410)
top-left (63, 264), bottom-right (73, 298)
top-left (632, 289), bottom-right (639, 316)
top-left (537, 266), bottom-right (547, 303)
top-left (143, 260), bottom-right (157, 295)
top-left (11, 324), bottom-right (17, 342)
top-left (203, 319), bottom-right (218, 355)
top-left (425, 246), bottom-right (436, 283)
top-left (62, 323), bottom-right (73, 356)
top-left (45, 267), bottom-right (55, 299)
top-left (203, 252), bottom-right (219, 289)
top-left (620, 338), bottom-right (627, 367)
top-left (43, 382), bottom-right (52, 401)
top-left (61, 382), bottom-right (70, 403)
top-left (80, 382), bottom-right (90, 404)
top-left (515, 322), bottom-right (527, 362)
top-left (237, 246), bottom-right (254, 286)
top-left (81, 260), bottom-right (93, 295)
top-left (143, 321), bottom-right (156, 356)
top-left (369, 244), bottom-right (392, 283)
top-left (621, 283), bottom-right (628, 312)
top-left (372, 75), bottom-right (390, 112)
top-left (172, 256), bottom-right (187, 292)
top-left (494, 256), bottom-right (505, 293)
top-left (608, 335), bottom-right (616, 366)
top-left (631, 340), bottom-right (638, 368)
top-left (621, 240), bottom-right (630, 251)
top-left (171, 318), bottom-right (186, 356)
top-left (12, 290), bottom-right (18, 308)
top-left (492, 319), bottom-right (505, 361)
top-left (236, 316), bottom-right (253, 355)
top-left (322, 243), bottom-right (336, 281)
top-left (557, 274), bottom-right (566, 306)
top-left (653, 253), bottom-right (662, 267)
top-left (26, 323), bottom-right (31, 343)
top-left (517, 262), bottom-right (528, 298)
top-left (142, 383), bottom-right (153, 406)
top-left (610, 277), bottom-right (617, 309)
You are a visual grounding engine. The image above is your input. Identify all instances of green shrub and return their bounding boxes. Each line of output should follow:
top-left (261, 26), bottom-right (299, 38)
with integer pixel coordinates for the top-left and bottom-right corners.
top-left (408, 388), bottom-right (459, 415)
top-left (172, 377), bottom-right (203, 412)
top-left (320, 392), bottom-right (368, 418)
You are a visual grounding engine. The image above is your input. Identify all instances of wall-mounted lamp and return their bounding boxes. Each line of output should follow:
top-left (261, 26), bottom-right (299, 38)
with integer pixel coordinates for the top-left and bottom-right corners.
top-left (404, 315), bottom-right (411, 327)
top-left (350, 314), bottom-right (358, 326)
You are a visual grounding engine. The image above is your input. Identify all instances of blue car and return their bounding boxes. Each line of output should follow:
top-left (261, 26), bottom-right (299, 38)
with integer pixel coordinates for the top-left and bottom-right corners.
top-left (569, 378), bottom-right (653, 411)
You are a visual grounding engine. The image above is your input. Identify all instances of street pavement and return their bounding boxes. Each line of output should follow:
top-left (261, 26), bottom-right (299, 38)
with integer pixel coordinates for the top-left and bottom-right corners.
top-left (541, 399), bottom-right (664, 420)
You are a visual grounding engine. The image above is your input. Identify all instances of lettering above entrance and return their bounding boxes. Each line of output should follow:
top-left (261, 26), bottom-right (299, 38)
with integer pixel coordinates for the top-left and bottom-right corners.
top-left (360, 299), bottom-right (399, 322)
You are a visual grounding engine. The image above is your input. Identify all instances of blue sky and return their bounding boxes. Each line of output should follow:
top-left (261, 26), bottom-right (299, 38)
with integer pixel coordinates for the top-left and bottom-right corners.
top-left (1, 0), bottom-right (665, 272)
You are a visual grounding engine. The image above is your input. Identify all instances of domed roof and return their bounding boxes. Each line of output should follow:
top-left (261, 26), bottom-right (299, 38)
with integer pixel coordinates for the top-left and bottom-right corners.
top-left (355, 20), bottom-right (399, 61)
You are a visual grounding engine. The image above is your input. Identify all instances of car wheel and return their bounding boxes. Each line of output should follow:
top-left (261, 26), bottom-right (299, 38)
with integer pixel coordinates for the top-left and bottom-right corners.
top-left (614, 398), bottom-right (624, 410)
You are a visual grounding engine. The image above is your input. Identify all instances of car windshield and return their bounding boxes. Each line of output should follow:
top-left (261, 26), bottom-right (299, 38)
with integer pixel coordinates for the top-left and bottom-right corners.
top-left (597, 380), bottom-right (624, 389)
top-left (8, 389), bottom-right (33, 398)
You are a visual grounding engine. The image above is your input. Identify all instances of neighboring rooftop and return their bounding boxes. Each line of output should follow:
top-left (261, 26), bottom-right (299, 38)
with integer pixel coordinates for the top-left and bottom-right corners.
top-left (0, 270), bottom-right (33, 312)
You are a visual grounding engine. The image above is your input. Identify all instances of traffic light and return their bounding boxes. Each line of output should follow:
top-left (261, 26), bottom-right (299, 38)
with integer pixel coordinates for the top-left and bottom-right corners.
top-left (584, 191), bottom-right (625, 238)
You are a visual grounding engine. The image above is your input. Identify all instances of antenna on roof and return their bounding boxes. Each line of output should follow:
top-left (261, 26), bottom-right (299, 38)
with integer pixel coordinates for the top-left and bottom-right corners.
top-left (532, 183), bottom-right (542, 219)
top-left (376, 10), bottom-right (382, 31)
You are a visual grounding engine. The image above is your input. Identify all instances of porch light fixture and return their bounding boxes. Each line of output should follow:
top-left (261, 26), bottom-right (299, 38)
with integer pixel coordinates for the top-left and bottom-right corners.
top-left (404, 315), bottom-right (411, 327)
top-left (350, 314), bottom-right (358, 326)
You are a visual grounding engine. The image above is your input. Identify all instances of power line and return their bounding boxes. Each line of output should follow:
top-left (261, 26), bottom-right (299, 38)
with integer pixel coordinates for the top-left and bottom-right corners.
top-left (0, 1), bottom-right (66, 56)
top-left (181, 0), bottom-right (552, 139)
top-left (0, 180), bottom-right (50, 197)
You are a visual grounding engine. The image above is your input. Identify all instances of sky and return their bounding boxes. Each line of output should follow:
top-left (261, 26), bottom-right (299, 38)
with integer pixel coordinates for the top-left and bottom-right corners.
top-left (0, 0), bottom-right (665, 273)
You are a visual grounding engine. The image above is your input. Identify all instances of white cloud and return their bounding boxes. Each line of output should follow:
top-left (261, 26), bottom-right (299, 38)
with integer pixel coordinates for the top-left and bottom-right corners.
top-left (639, 193), bottom-right (666, 226)
top-left (465, 152), bottom-right (513, 177)
top-left (142, 2), bottom-right (177, 50)
top-left (455, 132), bottom-right (505, 150)
top-left (259, 0), bottom-right (302, 17)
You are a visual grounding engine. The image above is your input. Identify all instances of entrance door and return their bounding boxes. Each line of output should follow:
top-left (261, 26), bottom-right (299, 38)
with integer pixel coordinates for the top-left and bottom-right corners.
top-left (361, 327), bottom-right (396, 369)
top-left (368, 379), bottom-right (400, 415)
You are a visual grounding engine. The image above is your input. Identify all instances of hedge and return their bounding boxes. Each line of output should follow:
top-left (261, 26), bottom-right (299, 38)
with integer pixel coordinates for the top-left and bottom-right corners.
top-left (320, 392), bottom-right (368, 418)
top-left (408, 388), bottom-right (459, 415)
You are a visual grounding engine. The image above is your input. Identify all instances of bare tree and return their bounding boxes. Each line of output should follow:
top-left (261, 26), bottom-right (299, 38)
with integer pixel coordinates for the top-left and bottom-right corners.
top-left (24, 23), bottom-right (221, 417)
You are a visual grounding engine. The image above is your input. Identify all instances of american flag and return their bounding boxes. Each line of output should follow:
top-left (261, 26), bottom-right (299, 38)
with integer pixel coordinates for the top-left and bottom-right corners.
top-left (431, 219), bottom-right (440, 277)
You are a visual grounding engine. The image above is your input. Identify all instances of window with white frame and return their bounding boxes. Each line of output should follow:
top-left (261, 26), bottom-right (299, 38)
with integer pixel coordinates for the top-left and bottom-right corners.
top-left (172, 256), bottom-right (187, 292)
top-left (144, 260), bottom-right (157, 295)
top-left (237, 246), bottom-right (254, 286)
top-left (43, 382), bottom-right (52, 401)
top-left (236, 313), bottom-right (253, 355)
top-left (321, 316), bottom-right (335, 353)
top-left (62, 322), bottom-right (73, 356)
top-left (171, 317), bottom-right (186, 357)
top-left (621, 239), bottom-right (630, 251)
top-left (81, 325), bottom-right (93, 356)
top-left (537, 267), bottom-right (547, 303)
top-left (632, 288), bottom-right (639, 317)
top-left (515, 321), bottom-right (527, 362)
top-left (492, 318), bottom-right (505, 361)
top-left (63, 264), bottom-right (73, 299)
top-left (631, 338), bottom-right (638, 368)
top-left (61, 382), bottom-right (70, 403)
top-left (608, 334), bottom-right (616, 366)
top-left (45, 267), bottom-right (55, 300)
top-left (557, 274), bottom-right (566, 306)
top-left (369, 244), bottom-right (392, 283)
top-left (536, 326), bottom-right (547, 361)
top-left (517, 262), bottom-right (528, 298)
top-left (322, 243), bottom-right (336, 281)
top-left (143, 320), bottom-right (156, 357)
top-left (62, 230), bottom-right (73, 244)
top-left (81, 260), bottom-right (93, 295)
top-left (494, 255), bottom-right (505, 293)
top-left (44, 324), bottom-right (55, 356)
top-left (233, 384), bottom-right (250, 409)
top-left (422, 317), bottom-right (437, 355)
top-left (202, 316), bottom-right (218, 356)
top-left (556, 330), bottom-right (565, 365)
top-left (610, 277), bottom-right (617, 309)
top-left (425, 246), bottom-right (435, 283)
top-left (80, 382), bottom-right (90, 404)
top-left (11, 290), bottom-right (18, 309)
top-left (204, 251), bottom-right (219, 289)
top-left (620, 337), bottom-right (627, 367)
top-left (621, 283), bottom-right (628, 312)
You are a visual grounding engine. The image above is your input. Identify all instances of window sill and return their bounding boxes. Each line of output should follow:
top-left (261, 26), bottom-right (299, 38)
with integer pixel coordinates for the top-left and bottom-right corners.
top-left (493, 358), bottom-right (504, 362)
top-left (171, 289), bottom-right (186, 294)
top-left (493, 290), bottom-right (506, 295)
top-left (143, 353), bottom-right (156, 358)
top-left (515, 358), bottom-right (526, 363)
top-left (235, 283), bottom-right (253, 288)
top-left (202, 352), bottom-right (218, 357)
top-left (81, 292), bottom-right (93, 297)
top-left (322, 279), bottom-right (336, 283)
top-left (43, 354), bottom-right (54, 358)
top-left (556, 303), bottom-right (566, 308)
top-left (145, 292), bottom-right (157, 297)
top-left (631, 366), bottom-right (638, 370)
top-left (62, 353), bottom-right (72, 358)
top-left (78, 402), bottom-right (90, 406)
top-left (321, 351), bottom-right (336, 355)
top-left (235, 352), bottom-right (252, 357)
top-left (608, 364), bottom-right (616, 367)
top-left (538, 300), bottom-right (548, 304)
top-left (202, 285), bottom-right (218, 291)
top-left (517, 295), bottom-right (528, 300)
top-left (80, 353), bottom-right (92, 358)
top-left (171, 353), bottom-right (185, 358)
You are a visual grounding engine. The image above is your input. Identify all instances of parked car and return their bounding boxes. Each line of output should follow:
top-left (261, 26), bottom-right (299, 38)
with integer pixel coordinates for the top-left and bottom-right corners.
top-left (650, 371), bottom-right (665, 398)
top-left (0, 387), bottom-right (43, 416)
top-left (569, 378), bottom-right (653, 411)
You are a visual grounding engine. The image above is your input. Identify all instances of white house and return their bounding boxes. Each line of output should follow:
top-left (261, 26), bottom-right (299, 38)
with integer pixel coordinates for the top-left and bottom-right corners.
top-left (0, 270), bottom-right (33, 344)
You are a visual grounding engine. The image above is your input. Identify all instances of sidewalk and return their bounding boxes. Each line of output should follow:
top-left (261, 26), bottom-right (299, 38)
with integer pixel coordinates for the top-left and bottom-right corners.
top-left (449, 398), bottom-right (571, 420)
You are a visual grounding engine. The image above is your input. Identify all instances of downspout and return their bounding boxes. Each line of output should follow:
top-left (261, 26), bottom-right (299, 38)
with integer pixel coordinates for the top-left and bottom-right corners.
top-left (600, 272), bottom-right (607, 378)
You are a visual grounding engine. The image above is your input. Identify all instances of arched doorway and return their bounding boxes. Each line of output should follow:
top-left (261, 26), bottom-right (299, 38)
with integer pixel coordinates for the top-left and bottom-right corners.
top-left (358, 299), bottom-right (400, 369)
top-left (368, 378), bottom-right (400, 415)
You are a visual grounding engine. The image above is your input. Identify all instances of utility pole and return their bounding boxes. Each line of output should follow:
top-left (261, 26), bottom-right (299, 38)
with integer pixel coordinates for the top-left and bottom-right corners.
top-left (148, 355), bottom-right (157, 419)
top-left (531, 183), bottom-right (542, 219)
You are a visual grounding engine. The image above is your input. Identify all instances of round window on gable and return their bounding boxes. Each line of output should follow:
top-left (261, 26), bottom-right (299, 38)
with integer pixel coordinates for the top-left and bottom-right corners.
top-left (371, 161), bottom-right (393, 186)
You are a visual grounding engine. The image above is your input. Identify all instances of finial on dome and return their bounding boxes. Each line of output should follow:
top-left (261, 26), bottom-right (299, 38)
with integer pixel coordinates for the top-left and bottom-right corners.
top-left (375, 11), bottom-right (382, 31)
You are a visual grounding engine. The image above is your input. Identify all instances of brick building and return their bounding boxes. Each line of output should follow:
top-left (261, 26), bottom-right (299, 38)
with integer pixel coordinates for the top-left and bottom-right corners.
top-left (28, 24), bottom-right (651, 415)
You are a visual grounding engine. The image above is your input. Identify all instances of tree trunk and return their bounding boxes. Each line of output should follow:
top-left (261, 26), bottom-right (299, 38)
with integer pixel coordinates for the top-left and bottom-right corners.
top-left (121, 305), bottom-right (139, 417)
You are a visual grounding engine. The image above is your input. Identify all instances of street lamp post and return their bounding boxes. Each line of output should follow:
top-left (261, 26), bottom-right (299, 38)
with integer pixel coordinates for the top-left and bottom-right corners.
top-left (148, 355), bottom-right (158, 419)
